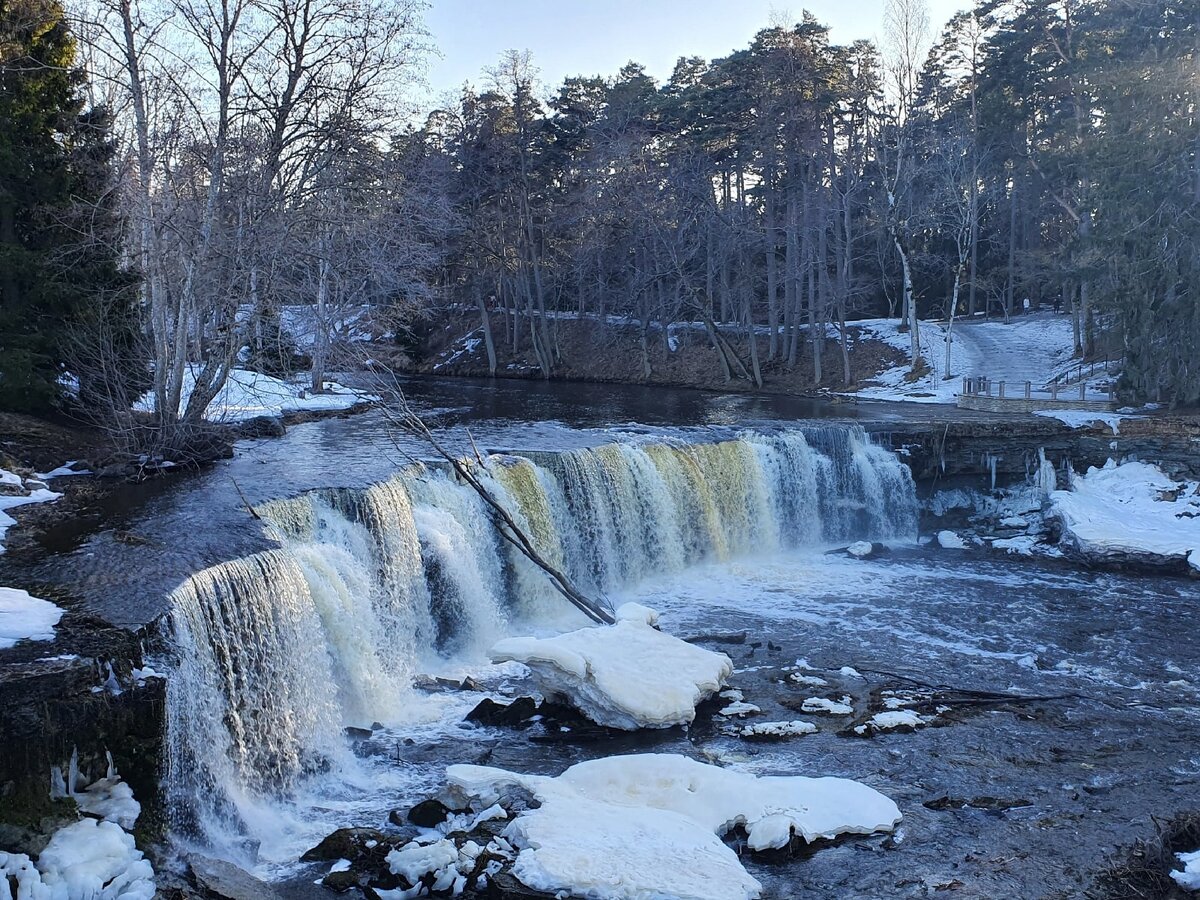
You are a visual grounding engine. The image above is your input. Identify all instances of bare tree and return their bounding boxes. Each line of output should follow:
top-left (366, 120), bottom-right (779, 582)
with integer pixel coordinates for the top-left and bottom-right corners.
top-left (882, 0), bottom-right (931, 371)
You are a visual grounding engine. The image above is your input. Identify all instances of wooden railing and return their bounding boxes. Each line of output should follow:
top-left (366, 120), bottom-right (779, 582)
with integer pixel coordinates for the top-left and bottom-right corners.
top-left (961, 376), bottom-right (1115, 404)
top-left (1042, 355), bottom-right (1122, 392)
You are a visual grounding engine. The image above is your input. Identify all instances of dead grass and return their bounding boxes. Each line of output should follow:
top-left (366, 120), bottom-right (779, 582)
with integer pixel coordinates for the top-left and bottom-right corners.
top-left (1086, 811), bottom-right (1200, 899)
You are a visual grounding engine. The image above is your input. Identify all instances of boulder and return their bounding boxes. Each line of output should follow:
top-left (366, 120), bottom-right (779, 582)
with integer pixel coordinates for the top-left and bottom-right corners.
top-left (189, 854), bottom-right (284, 900)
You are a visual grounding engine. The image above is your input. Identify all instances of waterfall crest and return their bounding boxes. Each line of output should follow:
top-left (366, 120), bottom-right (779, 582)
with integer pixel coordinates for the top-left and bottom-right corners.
top-left (164, 426), bottom-right (917, 848)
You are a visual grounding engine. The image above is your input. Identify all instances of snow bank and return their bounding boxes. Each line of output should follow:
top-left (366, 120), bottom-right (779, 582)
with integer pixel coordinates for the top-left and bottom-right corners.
top-left (1173, 849), bottom-right (1200, 891)
top-left (851, 314), bottom-right (1077, 404)
top-left (0, 818), bottom-right (156, 900)
top-left (133, 368), bottom-right (375, 423)
top-left (487, 605), bottom-right (732, 729)
top-left (1049, 460), bottom-right (1200, 569)
top-left (0, 586), bottom-right (64, 649)
top-left (449, 754), bottom-right (900, 900)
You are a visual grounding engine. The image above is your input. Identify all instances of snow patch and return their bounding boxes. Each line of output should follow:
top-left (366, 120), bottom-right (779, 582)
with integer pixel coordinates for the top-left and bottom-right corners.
top-left (1173, 849), bottom-right (1200, 891)
top-left (133, 368), bottom-right (375, 423)
top-left (0, 488), bottom-right (62, 554)
top-left (0, 586), bottom-right (64, 649)
top-left (1033, 409), bottom-right (1130, 434)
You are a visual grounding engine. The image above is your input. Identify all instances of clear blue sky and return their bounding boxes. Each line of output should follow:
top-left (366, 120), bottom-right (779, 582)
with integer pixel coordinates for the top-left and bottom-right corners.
top-left (424, 0), bottom-right (966, 101)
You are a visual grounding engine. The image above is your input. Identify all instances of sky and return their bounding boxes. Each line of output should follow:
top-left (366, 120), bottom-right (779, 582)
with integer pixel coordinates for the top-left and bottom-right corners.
top-left (423, 0), bottom-right (966, 102)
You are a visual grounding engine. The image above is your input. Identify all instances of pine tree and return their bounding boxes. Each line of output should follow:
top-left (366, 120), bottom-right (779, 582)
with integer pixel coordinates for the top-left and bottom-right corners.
top-left (0, 0), bottom-right (129, 412)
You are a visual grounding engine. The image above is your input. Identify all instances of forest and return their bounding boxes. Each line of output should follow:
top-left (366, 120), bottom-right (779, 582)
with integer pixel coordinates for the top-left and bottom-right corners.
top-left (1, 0), bottom-right (1198, 451)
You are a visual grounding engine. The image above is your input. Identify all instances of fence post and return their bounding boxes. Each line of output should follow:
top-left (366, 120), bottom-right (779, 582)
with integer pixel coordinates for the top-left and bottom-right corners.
top-left (1025, 381), bottom-right (1031, 400)
top-left (1079, 383), bottom-right (1086, 401)
top-left (999, 380), bottom-right (1006, 399)
top-left (985, 378), bottom-right (991, 397)
top-left (1052, 384), bottom-right (1058, 401)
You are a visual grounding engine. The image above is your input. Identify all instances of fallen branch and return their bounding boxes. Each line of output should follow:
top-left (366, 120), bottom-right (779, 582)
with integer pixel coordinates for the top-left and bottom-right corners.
top-left (378, 393), bottom-right (615, 625)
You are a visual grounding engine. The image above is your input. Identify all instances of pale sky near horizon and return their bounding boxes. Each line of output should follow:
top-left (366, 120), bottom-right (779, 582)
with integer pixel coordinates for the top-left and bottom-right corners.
top-left (423, 0), bottom-right (966, 103)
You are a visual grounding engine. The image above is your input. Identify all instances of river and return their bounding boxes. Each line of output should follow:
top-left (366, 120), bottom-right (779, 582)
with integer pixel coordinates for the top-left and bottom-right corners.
top-left (10, 375), bottom-right (1200, 899)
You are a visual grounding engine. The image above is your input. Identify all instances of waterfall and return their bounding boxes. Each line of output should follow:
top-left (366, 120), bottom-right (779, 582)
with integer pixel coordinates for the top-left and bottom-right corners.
top-left (163, 426), bottom-right (917, 851)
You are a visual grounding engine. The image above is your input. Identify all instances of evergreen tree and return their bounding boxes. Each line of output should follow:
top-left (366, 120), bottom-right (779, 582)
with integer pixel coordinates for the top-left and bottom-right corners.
top-left (0, 0), bottom-right (129, 412)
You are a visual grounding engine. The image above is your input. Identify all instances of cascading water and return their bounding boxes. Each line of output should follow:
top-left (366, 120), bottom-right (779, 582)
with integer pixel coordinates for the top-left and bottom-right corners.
top-left (163, 426), bottom-right (918, 856)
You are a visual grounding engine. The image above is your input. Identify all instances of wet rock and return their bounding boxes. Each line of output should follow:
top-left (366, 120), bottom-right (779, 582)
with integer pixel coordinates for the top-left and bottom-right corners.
top-left (237, 415), bottom-right (286, 439)
top-left (344, 726), bottom-right (373, 740)
top-left (301, 827), bottom-right (396, 862)
top-left (683, 631), bottom-right (747, 645)
top-left (321, 868), bottom-right (361, 893)
top-left (486, 871), bottom-right (557, 899)
top-left (465, 696), bottom-right (539, 726)
top-left (923, 796), bottom-right (1032, 812)
top-left (407, 798), bottom-right (452, 828)
top-left (189, 854), bottom-right (284, 900)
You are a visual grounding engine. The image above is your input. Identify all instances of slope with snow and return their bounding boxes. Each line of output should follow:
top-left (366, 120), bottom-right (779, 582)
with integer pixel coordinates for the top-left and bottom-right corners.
top-left (853, 313), bottom-right (1079, 404)
top-left (133, 368), bottom-right (376, 423)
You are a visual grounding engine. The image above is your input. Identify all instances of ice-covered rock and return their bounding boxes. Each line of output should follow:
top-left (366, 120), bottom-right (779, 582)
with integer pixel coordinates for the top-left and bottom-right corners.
top-left (718, 701), bottom-right (760, 717)
top-left (862, 710), bottom-right (927, 732)
top-left (488, 605), bottom-right (732, 729)
top-left (447, 753), bottom-right (901, 900)
top-left (1049, 460), bottom-right (1200, 571)
top-left (936, 530), bottom-right (968, 550)
top-left (740, 720), bottom-right (817, 741)
top-left (801, 696), bottom-right (853, 716)
top-left (847, 541), bottom-right (874, 559)
top-left (0, 818), bottom-right (156, 900)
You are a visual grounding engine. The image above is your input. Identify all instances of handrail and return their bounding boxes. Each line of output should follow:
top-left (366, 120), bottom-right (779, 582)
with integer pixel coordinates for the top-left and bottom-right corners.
top-left (1041, 355), bottom-right (1122, 391)
top-left (961, 376), bottom-right (1116, 404)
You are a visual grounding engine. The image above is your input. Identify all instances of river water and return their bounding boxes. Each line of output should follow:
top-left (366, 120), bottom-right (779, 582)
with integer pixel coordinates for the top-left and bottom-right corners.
top-left (12, 376), bottom-right (1200, 899)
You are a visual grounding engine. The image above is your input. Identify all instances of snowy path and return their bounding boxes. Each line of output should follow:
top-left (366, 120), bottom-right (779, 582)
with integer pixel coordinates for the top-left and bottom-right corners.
top-left (852, 313), bottom-right (1079, 404)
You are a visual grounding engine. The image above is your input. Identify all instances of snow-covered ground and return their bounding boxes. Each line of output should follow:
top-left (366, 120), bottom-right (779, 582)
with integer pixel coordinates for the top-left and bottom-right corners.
top-left (0, 586), bottom-right (64, 649)
top-left (1032, 409), bottom-right (1132, 433)
top-left (852, 314), bottom-right (1083, 404)
top-left (0, 468), bottom-right (62, 554)
top-left (1050, 461), bottom-right (1200, 571)
top-left (133, 368), bottom-right (376, 423)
